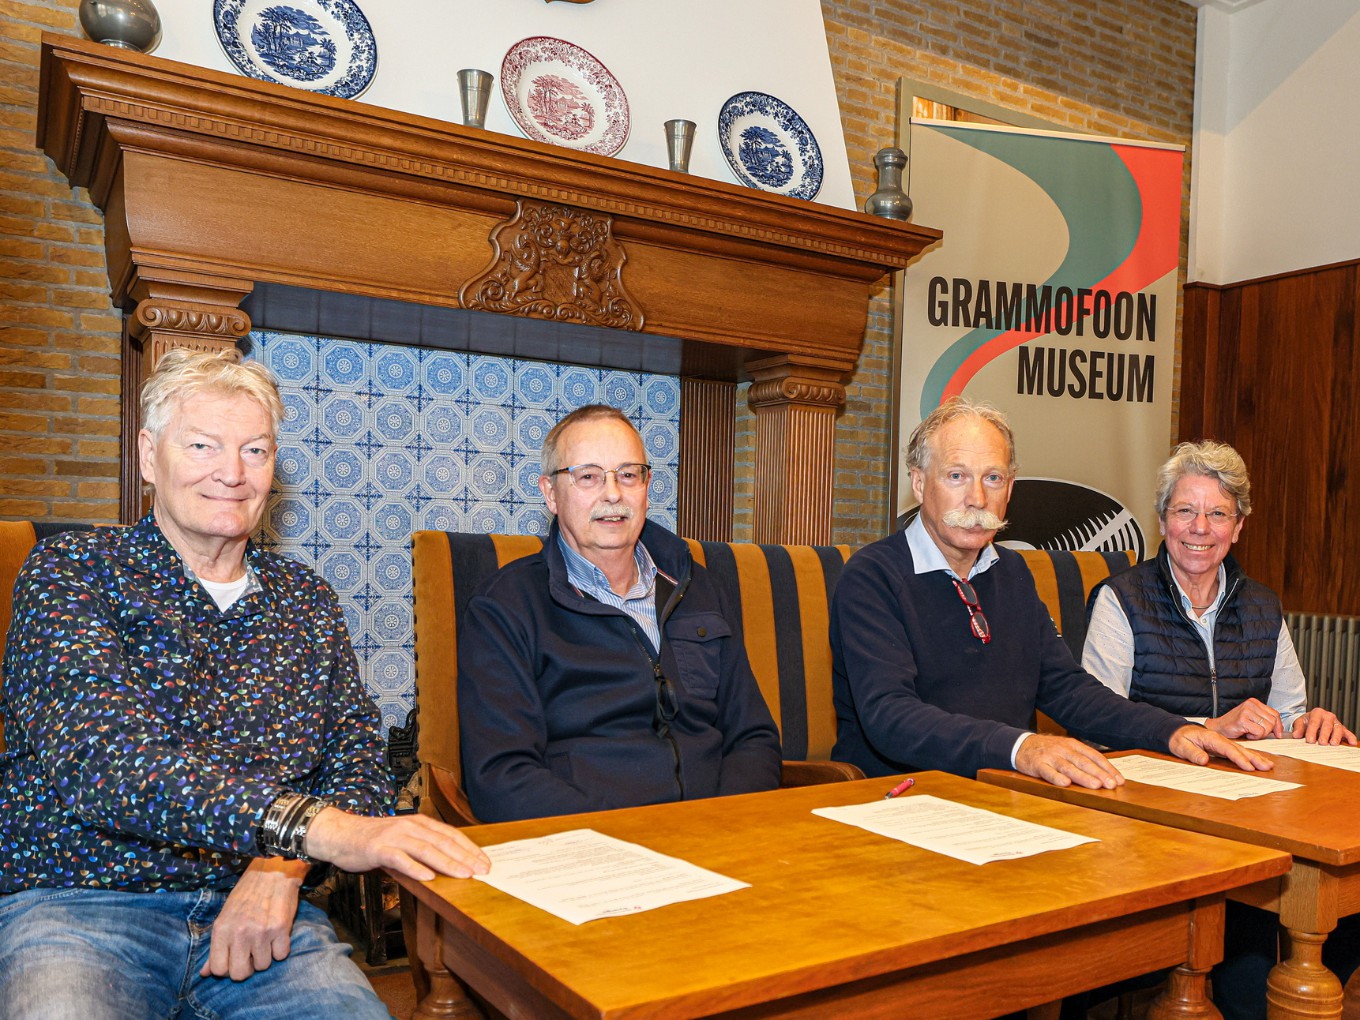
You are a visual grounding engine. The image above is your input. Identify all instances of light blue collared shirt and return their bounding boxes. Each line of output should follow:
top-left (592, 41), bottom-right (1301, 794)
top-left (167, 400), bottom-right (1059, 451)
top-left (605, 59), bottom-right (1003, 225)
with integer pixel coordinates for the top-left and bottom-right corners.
top-left (557, 533), bottom-right (662, 653)
top-left (904, 516), bottom-right (1027, 765)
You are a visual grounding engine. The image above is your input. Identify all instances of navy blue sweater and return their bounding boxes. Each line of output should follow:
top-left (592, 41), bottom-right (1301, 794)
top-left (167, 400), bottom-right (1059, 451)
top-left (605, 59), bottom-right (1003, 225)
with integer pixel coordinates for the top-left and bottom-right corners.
top-left (830, 534), bottom-right (1186, 778)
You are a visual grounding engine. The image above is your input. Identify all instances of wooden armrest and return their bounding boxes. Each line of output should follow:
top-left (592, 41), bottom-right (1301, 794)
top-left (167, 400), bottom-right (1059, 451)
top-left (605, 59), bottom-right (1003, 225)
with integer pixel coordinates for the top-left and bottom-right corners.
top-left (1034, 710), bottom-right (1068, 737)
top-left (425, 763), bottom-right (481, 827)
top-left (429, 760), bottom-right (863, 819)
top-left (779, 759), bottom-right (865, 787)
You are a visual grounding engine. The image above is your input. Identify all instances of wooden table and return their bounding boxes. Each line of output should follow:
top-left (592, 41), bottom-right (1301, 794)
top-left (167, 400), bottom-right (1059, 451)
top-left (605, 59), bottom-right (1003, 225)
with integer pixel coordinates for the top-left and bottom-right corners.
top-left (980, 751), bottom-right (1360, 1020)
top-left (392, 772), bottom-right (1287, 1020)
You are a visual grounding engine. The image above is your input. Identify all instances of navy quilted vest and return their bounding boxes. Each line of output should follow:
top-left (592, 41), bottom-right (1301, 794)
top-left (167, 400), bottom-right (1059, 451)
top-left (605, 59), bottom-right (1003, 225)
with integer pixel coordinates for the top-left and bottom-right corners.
top-left (1094, 545), bottom-right (1278, 718)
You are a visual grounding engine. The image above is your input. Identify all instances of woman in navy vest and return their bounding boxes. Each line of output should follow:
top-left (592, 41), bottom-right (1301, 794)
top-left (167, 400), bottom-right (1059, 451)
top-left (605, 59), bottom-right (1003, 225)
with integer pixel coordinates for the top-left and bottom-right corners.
top-left (1083, 440), bottom-right (1356, 1020)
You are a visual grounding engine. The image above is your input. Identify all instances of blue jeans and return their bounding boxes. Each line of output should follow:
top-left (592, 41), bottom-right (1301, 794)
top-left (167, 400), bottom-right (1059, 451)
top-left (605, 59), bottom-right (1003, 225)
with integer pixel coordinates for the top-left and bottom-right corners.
top-left (0, 886), bottom-right (393, 1020)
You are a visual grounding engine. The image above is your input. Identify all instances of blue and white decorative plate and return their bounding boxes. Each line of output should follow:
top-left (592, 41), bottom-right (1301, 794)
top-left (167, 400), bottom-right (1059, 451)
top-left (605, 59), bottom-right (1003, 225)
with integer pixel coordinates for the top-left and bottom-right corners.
top-left (717, 91), bottom-right (823, 201)
top-left (213, 0), bottom-right (377, 99)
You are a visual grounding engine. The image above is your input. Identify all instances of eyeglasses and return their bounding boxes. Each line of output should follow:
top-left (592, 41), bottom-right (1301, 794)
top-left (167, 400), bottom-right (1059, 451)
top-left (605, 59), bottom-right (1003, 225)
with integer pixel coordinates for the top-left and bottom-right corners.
top-left (952, 578), bottom-right (991, 644)
top-left (551, 463), bottom-right (651, 491)
top-left (1166, 505), bottom-right (1239, 529)
top-left (652, 666), bottom-right (679, 738)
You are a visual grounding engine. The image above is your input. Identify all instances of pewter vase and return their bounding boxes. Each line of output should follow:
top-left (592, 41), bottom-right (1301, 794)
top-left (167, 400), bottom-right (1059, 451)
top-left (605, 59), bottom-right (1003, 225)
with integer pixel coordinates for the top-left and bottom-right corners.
top-left (864, 146), bottom-right (912, 220)
top-left (79, 0), bottom-right (162, 53)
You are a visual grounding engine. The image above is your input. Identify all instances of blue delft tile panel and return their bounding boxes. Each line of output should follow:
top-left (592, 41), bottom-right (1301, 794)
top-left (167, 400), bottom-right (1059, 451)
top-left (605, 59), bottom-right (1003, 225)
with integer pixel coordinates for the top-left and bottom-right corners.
top-left (250, 331), bottom-right (681, 729)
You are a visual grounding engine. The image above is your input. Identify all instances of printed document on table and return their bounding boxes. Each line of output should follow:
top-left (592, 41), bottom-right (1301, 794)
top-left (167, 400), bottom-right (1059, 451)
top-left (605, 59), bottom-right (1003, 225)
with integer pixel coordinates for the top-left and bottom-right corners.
top-left (472, 828), bottom-right (748, 925)
top-left (1113, 754), bottom-right (1301, 799)
top-left (1247, 738), bottom-right (1360, 774)
top-left (812, 794), bottom-right (1097, 865)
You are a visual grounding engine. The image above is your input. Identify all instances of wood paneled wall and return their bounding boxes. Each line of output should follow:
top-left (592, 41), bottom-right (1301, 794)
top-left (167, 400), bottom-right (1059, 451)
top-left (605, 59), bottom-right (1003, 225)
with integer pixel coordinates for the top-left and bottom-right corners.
top-left (1182, 261), bottom-right (1360, 616)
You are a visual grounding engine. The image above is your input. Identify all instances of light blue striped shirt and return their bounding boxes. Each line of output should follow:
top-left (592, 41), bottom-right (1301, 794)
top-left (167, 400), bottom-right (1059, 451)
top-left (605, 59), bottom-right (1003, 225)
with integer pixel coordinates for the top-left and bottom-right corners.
top-left (557, 533), bottom-right (662, 653)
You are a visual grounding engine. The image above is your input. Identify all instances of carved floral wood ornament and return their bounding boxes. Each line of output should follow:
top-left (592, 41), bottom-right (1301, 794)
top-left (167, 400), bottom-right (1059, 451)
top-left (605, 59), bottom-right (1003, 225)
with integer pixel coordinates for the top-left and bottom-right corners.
top-left (460, 200), bottom-right (642, 330)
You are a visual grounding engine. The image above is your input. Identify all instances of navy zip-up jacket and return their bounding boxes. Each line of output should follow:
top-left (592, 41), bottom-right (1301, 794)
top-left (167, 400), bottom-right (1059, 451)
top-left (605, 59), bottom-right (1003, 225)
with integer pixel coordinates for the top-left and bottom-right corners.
top-left (458, 519), bottom-right (782, 822)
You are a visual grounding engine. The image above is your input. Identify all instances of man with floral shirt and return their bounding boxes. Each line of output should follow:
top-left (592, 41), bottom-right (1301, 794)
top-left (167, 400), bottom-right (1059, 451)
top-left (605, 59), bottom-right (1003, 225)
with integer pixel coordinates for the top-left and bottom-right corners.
top-left (0, 348), bottom-right (488, 1019)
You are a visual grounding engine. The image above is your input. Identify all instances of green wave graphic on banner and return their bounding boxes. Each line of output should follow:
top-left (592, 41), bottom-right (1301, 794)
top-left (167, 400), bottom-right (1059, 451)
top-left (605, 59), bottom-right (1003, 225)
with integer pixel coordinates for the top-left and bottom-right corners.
top-left (918, 126), bottom-right (1142, 419)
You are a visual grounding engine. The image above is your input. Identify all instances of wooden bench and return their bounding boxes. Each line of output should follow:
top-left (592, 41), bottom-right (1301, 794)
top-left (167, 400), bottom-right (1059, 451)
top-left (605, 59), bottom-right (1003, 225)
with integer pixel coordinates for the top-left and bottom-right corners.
top-left (410, 531), bottom-right (1137, 822)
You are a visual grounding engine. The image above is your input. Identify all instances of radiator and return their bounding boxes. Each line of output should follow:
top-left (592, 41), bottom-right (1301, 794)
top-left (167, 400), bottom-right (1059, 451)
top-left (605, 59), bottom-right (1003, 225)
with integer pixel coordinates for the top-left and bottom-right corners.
top-left (1286, 611), bottom-right (1360, 733)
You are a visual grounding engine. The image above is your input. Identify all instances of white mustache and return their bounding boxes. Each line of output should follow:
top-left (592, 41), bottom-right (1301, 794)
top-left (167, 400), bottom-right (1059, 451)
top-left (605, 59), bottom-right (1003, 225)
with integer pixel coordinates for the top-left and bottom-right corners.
top-left (941, 508), bottom-right (1008, 531)
top-left (591, 505), bottom-right (634, 521)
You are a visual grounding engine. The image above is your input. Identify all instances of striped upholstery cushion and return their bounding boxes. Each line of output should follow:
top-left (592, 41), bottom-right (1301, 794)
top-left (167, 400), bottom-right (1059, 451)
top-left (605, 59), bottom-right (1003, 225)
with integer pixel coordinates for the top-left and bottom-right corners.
top-left (411, 532), bottom-right (545, 785)
top-left (685, 541), bottom-right (853, 762)
top-left (1016, 548), bottom-right (1138, 736)
top-left (1016, 549), bottom-right (1138, 660)
top-left (411, 532), bottom-right (1138, 778)
top-left (0, 522), bottom-right (40, 666)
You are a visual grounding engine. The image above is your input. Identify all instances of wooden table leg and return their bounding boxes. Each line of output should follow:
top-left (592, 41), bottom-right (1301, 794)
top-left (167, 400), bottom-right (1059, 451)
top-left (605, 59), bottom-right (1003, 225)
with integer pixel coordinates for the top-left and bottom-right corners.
top-left (1342, 972), bottom-right (1360, 1020)
top-left (1148, 896), bottom-right (1225, 1019)
top-left (1268, 929), bottom-right (1343, 1020)
top-left (410, 899), bottom-right (485, 1020)
top-left (1148, 965), bottom-right (1221, 1019)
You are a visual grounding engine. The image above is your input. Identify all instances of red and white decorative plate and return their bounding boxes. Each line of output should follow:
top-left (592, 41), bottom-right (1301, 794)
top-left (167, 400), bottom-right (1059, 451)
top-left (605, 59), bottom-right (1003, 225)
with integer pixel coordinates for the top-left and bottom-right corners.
top-left (500, 36), bottom-right (630, 157)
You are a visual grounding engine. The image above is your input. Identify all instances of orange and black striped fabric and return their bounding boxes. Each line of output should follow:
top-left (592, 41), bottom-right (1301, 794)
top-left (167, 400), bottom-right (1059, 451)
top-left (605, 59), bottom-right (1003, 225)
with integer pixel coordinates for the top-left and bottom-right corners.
top-left (410, 533), bottom-right (1137, 781)
top-left (0, 522), bottom-right (42, 663)
top-left (684, 540), bottom-right (853, 763)
top-left (1016, 548), bottom-right (1138, 660)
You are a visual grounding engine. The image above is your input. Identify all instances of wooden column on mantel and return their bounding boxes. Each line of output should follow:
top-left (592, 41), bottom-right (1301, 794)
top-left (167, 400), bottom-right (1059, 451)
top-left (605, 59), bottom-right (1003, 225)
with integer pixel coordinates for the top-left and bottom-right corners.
top-left (118, 269), bottom-right (255, 517)
top-left (37, 34), bottom-right (940, 540)
top-left (747, 354), bottom-right (851, 544)
top-left (676, 378), bottom-right (735, 542)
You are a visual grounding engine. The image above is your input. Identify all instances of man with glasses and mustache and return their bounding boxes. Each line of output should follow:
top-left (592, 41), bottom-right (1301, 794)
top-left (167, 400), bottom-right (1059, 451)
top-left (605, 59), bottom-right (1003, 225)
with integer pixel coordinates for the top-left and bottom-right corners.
top-left (457, 404), bottom-right (781, 822)
top-left (830, 396), bottom-right (1272, 788)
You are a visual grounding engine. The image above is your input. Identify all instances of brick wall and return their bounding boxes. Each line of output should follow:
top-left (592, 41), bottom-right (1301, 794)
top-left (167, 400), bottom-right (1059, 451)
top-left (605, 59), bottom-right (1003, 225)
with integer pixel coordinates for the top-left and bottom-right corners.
top-left (0, 0), bottom-right (1196, 538)
top-left (0, 0), bottom-right (122, 523)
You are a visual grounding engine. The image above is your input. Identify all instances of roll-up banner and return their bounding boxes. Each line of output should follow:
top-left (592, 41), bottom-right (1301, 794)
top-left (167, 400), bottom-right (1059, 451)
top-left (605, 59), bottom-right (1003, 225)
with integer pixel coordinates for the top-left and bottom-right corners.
top-left (897, 119), bottom-right (1185, 558)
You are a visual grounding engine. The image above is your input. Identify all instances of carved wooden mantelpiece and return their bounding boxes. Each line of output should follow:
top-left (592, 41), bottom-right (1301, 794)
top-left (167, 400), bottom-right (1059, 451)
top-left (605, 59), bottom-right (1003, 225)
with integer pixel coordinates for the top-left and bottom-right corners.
top-left (459, 200), bottom-right (643, 330)
top-left (37, 35), bottom-right (940, 540)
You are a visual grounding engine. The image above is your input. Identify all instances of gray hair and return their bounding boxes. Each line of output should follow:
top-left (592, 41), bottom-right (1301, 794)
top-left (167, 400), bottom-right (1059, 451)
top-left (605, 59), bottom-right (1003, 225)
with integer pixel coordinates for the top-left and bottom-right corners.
top-left (1155, 440), bottom-right (1252, 518)
top-left (540, 404), bottom-right (638, 475)
top-left (906, 396), bottom-right (1018, 476)
top-left (141, 347), bottom-right (284, 438)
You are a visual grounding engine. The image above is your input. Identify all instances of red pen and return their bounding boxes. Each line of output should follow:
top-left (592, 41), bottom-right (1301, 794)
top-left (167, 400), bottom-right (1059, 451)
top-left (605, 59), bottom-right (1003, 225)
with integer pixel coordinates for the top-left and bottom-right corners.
top-left (884, 777), bottom-right (915, 799)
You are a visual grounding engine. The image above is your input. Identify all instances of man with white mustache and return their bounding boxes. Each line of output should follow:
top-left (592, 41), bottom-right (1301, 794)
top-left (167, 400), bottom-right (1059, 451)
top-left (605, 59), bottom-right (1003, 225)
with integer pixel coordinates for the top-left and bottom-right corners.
top-left (830, 397), bottom-right (1273, 787)
top-left (457, 404), bottom-right (781, 822)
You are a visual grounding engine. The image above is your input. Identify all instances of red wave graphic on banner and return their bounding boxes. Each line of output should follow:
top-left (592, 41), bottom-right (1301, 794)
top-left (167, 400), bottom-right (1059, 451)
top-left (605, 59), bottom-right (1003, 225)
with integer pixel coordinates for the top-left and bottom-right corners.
top-left (942, 144), bottom-right (1181, 401)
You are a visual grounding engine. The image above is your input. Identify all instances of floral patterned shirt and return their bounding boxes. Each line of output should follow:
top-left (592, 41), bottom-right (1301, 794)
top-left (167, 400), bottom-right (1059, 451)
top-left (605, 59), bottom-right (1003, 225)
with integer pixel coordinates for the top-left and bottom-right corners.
top-left (0, 514), bottom-right (393, 893)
